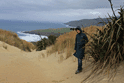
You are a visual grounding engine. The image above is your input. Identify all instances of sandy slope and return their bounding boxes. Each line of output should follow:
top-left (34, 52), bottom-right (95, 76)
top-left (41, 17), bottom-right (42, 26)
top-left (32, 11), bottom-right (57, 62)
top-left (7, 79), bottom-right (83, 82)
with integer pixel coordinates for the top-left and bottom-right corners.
top-left (0, 41), bottom-right (124, 83)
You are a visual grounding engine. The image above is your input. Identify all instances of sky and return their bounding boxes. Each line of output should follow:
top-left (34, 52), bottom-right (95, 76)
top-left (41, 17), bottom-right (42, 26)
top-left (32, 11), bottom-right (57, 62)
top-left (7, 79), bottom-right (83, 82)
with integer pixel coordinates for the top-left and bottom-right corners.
top-left (0, 0), bottom-right (124, 23)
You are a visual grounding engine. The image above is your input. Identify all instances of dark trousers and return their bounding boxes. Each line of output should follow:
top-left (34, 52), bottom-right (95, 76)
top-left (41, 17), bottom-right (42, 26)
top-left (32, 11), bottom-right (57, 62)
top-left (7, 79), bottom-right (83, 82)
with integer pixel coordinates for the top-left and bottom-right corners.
top-left (78, 58), bottom-right (82, 70)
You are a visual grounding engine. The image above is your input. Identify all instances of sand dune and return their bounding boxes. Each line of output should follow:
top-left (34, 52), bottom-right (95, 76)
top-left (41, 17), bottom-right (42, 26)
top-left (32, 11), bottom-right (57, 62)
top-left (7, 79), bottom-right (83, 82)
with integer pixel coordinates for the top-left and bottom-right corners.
top-left (0, 41), bottom-right (124, 83)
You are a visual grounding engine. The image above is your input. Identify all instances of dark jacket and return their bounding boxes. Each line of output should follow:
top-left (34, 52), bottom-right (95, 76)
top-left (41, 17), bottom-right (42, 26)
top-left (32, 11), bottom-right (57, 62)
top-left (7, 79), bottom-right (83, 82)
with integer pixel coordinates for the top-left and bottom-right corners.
top-left (73, 26), bottom-right (88, 59)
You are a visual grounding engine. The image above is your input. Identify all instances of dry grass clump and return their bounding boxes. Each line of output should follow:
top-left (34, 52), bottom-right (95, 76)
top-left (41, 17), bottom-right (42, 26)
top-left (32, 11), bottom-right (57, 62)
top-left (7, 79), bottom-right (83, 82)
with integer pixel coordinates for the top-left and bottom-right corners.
top-left (0, 29), bottom-right (36, 52)
top-left (46, 30), bottom-right (76, 58)
top-left (81, 3), bottom-right (124, 83)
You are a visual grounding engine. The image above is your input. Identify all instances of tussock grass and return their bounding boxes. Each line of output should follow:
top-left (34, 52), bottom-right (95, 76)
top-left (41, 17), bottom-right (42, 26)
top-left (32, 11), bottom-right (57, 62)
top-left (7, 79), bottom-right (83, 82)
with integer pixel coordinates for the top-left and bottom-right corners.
top-left (0, 29), bottom-right (36, 52)
top-left (81, 1), bottom-right (124, 83)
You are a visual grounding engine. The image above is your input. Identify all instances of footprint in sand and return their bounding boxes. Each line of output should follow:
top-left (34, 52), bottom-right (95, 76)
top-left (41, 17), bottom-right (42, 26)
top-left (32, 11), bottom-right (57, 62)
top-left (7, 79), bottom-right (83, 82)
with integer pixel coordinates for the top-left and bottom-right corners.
top-left (66, 77), bottom-right (69, 79)
top-left (38, 54), bottom-right (42, 61)
top-left (52, 80), bottom-right (58, 83)
top-left (59, 80), bottom-right (65, 82)
top-left (52, 80), bottom-right (65, 83)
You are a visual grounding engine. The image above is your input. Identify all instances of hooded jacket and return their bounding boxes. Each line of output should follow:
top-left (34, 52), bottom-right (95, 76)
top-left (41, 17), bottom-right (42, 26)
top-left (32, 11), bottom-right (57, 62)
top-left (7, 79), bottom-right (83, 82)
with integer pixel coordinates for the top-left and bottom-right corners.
top-left (73, 26), bottom-right (88, 59)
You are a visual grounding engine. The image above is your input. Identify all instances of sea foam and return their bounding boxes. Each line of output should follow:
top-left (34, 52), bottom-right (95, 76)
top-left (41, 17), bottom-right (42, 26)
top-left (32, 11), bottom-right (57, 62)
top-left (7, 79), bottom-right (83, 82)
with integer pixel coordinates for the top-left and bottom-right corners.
top-left (17, 31), bottom-right (48, 42)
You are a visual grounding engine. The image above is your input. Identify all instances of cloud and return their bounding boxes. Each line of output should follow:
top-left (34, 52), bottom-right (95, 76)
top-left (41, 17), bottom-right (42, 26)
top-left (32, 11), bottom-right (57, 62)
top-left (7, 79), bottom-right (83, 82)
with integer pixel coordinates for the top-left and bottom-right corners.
top-left (0, 8), bottom-right (120, 23)
top-left (0, 0), bottom-right (123, 22)
top-left (1, 0), bottom-right (123, 12)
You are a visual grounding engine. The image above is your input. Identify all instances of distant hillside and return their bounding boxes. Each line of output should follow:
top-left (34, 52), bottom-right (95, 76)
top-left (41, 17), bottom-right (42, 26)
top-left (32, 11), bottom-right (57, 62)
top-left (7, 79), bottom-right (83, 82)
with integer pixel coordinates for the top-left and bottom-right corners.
top-left (23, 28), bottom-right (72, 37)
top-left (64, 16), bottom-right (119, 27)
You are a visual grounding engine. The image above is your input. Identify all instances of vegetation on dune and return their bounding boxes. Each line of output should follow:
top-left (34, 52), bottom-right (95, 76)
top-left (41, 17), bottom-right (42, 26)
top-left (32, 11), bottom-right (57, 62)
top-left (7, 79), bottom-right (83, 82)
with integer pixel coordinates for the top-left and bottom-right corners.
top-left (0, 29), bottom-right (36, 52)
top-left (36, 34), bottom-right (58, 51)
top-left (81, 1), bottom-right (124, 83)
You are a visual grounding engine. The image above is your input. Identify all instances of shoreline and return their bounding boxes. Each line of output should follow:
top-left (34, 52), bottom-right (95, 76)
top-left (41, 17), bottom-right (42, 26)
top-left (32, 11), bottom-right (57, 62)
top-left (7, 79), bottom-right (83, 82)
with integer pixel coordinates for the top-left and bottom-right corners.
top-left (17, 27), bottom-right (72, 42)
top-left (22, 27), bottom-right (72, 37)
top-left (23, 31), bottom-right (66, 37)
top-left (17, 30), bottom-right (68, 42)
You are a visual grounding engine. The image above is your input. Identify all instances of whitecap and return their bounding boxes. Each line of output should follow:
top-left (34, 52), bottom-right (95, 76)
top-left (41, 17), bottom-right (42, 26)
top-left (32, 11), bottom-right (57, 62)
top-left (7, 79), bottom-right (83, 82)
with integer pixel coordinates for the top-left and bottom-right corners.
top-left (17, 31), bottom-right (48, 42)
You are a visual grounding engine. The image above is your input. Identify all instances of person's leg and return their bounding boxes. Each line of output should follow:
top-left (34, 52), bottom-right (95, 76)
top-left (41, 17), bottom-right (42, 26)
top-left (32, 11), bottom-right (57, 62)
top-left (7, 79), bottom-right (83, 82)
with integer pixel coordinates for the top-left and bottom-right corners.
top-left (75, 58), bottom-right (83, 74)
top-left (78, 58), bottom-right (82, 70)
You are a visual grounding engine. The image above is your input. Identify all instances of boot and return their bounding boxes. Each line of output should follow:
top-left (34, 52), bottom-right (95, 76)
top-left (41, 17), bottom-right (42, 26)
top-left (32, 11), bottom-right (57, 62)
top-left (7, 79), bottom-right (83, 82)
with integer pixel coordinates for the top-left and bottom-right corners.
top-left (75, 69), bottom-right (82, 74)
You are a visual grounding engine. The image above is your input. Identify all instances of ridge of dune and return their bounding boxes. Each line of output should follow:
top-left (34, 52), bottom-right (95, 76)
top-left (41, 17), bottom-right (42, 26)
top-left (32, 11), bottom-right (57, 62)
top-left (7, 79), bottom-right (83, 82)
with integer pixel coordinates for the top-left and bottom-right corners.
top-left (0, 41), bottom-right (124, 83)
top-left (0, 41), bottom-right (23, 53)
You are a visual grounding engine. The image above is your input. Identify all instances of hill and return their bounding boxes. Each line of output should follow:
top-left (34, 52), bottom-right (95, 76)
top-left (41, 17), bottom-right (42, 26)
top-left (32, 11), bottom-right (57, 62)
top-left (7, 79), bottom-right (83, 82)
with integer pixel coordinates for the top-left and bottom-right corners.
top-left (64, 16), bottom-right (119, 27)
top-left (23, 28), bottom-right (72, 37)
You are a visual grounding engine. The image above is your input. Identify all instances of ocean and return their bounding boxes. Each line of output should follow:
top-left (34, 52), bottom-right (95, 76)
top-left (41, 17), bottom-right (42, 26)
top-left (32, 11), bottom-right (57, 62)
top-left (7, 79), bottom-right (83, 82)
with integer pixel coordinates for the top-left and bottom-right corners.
top-left (0, 19), bottom-right (68, 42)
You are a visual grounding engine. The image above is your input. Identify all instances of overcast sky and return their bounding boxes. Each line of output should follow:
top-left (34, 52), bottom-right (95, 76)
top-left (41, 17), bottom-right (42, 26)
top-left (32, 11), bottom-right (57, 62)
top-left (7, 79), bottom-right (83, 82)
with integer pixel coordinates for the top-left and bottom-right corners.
top-left (0, 0), bottom-right (123, 23)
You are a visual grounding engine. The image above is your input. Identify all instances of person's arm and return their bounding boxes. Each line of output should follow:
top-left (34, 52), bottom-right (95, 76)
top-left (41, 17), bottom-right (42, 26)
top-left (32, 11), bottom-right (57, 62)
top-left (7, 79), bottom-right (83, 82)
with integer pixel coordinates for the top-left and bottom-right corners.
top-left (80, 34), bottom-right (88, 49)
top-left (74, 36), bottom-right (77, 52)
top-left (84, 34), bottom-right (88, 44)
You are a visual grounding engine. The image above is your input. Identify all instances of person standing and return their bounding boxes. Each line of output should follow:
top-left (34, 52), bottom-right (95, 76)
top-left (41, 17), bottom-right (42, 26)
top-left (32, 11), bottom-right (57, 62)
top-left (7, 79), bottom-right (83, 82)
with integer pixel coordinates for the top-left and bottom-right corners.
top-left (73, 26), bottom-right (88, 74)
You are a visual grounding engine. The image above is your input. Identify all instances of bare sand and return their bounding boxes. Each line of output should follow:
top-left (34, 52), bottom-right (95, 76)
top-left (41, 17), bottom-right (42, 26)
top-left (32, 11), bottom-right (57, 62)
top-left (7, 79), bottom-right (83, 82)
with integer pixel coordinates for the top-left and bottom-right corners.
top-left (0, 41), bottom-right (124, 83)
